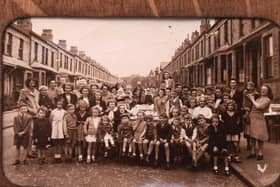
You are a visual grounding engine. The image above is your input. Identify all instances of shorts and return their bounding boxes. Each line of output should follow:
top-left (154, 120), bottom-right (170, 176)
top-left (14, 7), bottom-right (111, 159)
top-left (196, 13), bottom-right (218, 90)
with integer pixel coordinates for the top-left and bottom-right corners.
top-left (144, 135), bottom-right (154, 141)
top-left (14, 135), bottom-right (29, 149)
top-left (65, 129), bottom-right (77, 145)
top-left (226, 135), bottom-right (239, 142)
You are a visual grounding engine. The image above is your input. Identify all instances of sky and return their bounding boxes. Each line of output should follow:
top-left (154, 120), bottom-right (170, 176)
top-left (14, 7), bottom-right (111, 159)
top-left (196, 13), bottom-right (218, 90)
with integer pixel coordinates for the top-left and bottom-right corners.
top-left (31, 18), bottom-right (205, 77)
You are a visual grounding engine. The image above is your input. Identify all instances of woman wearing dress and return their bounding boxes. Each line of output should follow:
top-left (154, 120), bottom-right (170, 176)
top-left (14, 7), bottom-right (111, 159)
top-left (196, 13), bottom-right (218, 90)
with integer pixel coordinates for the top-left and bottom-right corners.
top-left (247, 85), bottom-right (273, 160)
top-left (161, 72), bottom-right (175, 90)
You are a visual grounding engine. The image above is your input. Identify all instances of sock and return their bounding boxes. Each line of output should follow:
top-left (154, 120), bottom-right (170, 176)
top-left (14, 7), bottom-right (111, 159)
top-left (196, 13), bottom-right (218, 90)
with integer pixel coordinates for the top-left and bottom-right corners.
top-left (225, 167), bottom-right (229, 171)
top-left (213, 166), bottom-right (218, 170)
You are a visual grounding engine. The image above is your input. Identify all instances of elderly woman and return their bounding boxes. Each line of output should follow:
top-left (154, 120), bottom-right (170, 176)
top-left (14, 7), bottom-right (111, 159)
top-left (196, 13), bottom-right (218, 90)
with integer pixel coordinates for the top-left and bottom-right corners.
top-left (247, 85), bottom-right (273, 160)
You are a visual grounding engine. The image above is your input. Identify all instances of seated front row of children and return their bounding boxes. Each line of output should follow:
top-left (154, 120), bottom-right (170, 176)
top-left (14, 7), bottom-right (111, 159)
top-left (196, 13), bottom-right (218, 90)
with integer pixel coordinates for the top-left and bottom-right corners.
top-left (13, 101), bottom-right (231, 176)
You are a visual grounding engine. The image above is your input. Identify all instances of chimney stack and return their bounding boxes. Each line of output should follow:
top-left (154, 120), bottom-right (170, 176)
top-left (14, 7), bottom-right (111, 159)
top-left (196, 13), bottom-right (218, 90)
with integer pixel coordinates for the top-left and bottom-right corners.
top-left (191, 30), bottom-right (200, 42)
top-left (70, 46), bottom-right (78, 55)
top-left (79, 51), bottom-right (86, 59)
top-left (200, 18), bottom-right (211, 34)
top-left (16, 18), bottom-right (32, 31)
top-left (58, 40), bottom-right (67, 49)
top-left (41, 29), bottom-right (53, 42)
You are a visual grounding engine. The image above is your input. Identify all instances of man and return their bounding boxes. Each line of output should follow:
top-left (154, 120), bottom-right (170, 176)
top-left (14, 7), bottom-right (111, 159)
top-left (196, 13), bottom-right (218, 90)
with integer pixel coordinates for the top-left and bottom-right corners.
top-left (192, 96), bottom-right (213, 120)
top-left (133, 81), bottom-right (145, 105)
top-left (229, 79), bottom-right (243, 113)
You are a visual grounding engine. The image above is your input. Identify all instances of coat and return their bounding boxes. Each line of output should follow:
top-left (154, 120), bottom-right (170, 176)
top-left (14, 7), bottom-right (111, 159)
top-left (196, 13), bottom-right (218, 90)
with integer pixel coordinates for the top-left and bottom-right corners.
top-left (33, 118), bottom-right (51, 148)
top-left (59, 93), bottom-right (78, 109)
top-left (13, 113), bottom-right (32, 146)
top-left (17, 88), bottom-right (40, 116)
top-left (208, 123), bottom-right (227, 151)
top-left (39, 94), bottom-right (55, 109)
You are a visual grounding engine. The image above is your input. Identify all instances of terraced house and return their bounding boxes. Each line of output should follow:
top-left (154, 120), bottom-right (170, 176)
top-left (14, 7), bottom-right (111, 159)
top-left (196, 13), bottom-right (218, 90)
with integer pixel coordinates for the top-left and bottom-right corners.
top-left (2, 19), bottom-right (118, 111)
top-left (163, 18), bottom-right (280, 100)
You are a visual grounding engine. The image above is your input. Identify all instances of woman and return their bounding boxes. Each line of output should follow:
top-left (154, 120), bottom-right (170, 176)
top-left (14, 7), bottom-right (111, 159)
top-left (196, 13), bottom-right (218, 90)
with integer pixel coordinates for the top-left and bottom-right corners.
top-left (17, 78), bottom-right (40, 116)
top-left (161, 71), bottom-right (175, 90)
top-left (79, 86), bottom-right (96, 109)
top-left (60, 83), bottom-right (78, 109)
top-left (247, 85), bottom-right (272, 160)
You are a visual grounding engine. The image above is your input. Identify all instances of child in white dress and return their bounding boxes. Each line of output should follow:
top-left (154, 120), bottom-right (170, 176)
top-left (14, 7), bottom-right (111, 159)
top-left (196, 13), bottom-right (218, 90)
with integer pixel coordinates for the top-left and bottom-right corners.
top-left (84, 106), bottom-right (101, 163)
top-left (50, 99), bottom-right (66, 161)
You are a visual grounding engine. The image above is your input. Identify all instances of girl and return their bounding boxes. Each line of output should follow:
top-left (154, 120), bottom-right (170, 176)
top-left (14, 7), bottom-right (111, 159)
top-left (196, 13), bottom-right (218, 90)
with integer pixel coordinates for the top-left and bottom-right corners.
top-left (188, 98), bottom-right (197, 116)
top-left (171, 117), bottom-right (183, 163)
top-left (33, 107), bottom-right (51, 164)
top-left (143, 115), bottom-right (157, 163)
top-left (50, 99), bottom-right (66, 162)
top-left (75, 99), bottom-right (90, 162)
top-left (154, 88), bottom-right (168, 115)
top-left (192, 114), bottom-right (209, 168)
top-left (221, 100), bottom-right (242, 163)
top-left (117, 114), bottom-right (133, 157)
top-left (208, 114), bottom-right (229, 175)
top-left (132, 111), bottom-right (147, 159)
top-left (84, 106), bottom-right (101, 163)
top-left (155, 113), bottom-right (172, 170)
top-left (166, 90), bottom-right (183, 118)
top-left (113, 104), bottom-right (127, 133)
top-left (181, 114), bottom-right (197, 161)
top-left (63, 104), bottom-right (77, 162)
top-left (99, 115), bottom-right (115, 158)
top-left (162, 71), bottom-right (175, 90)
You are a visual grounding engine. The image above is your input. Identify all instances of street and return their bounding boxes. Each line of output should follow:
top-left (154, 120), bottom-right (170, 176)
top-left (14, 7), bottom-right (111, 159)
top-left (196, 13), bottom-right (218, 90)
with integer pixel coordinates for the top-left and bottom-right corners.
top-left (3, 126), bottom-right (245, 187)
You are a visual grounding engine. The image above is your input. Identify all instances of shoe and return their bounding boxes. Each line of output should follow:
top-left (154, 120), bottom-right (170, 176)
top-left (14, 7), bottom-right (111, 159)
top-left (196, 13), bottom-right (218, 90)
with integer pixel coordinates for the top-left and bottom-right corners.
top-left (22, 160), bottom-right (28, 165)
top-left (86, 158), bottom-right (91, 164)
top-left (153, 160), bottom-right (158, 167)
top-left (132, 153), bottom-right (136, 157)
top-left (233, 156), bottom-right (241, 163)
top-left (145, 155), bottom-right (150, 163)
top-left (257, 155), bottom-right (263, 161)
top-left (165, 162), bottom-right (170, 170)
top-left (104, 152), bottom-right (108, 158)
top-left (247, 153), bottom-right (256, 159)
top-left (78, 155), bottom-right (83, 162)
top-left (213, 168), bottom-right (218, 175)
top-left (12, 160), bottom-right (20, 165)
top-left (225, 169), bottom-right (230, 176)
top-left (27, 154), bottom-right (36, 159)
top-left (91, 156), bottom-right (96, 162)
top-left (140, 154), bottom-right (144, 160)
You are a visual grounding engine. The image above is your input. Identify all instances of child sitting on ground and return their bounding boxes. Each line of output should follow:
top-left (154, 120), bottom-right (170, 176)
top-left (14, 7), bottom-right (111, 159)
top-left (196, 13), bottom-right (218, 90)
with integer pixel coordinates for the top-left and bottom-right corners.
top-left (117, 113), bottom-right (133, 157)
top-left (143, 115), bottom-right (157, 163)
top-left (192, 114), bottom-right (209, 168)
top-left (132, 111), bottom-right (147, 159)
top-left (171, 117), bottom-right (184, 163)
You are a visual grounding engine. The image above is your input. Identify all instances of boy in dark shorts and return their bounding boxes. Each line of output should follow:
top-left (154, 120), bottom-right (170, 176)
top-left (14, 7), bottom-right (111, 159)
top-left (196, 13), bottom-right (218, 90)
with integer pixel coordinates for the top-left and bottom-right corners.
top-left (13, 103), bottom-right (33, 165)
top-left (143, 115), bottom-right (157, 163)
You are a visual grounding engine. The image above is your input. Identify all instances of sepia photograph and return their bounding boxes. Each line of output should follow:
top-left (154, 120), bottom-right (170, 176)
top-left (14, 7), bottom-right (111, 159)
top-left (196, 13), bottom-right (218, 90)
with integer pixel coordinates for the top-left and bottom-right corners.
top-left (2, 17), bottom-right (280, 186)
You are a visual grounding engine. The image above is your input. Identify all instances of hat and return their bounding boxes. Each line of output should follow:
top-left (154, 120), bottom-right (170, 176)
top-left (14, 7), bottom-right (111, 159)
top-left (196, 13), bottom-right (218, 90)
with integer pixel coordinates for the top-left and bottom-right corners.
top-left (17, 102), bottom-right (27, 108)
top-left (197, 114), bottom-right (206, 120)
top-left (120, 113), bottom-right (130, 119)
top-left (159, 113), bottom-right (168, 119)
top-left (39, 85), bottom-right (48, 91)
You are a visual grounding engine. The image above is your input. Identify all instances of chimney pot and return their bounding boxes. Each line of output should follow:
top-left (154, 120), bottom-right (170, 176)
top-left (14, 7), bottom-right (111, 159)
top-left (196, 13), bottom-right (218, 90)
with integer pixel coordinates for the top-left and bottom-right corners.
top-left (16, 18), bottom-right (32, 31)
top-left (41, 29), bottom-right (53, 42)
top-left (70, 46), bottom-right (78, 55)
top-left (58, 40), bottom-right (67, 49)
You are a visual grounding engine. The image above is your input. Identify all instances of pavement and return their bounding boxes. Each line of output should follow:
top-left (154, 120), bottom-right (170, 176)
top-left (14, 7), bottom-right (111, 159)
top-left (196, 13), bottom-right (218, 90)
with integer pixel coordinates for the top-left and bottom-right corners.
top-left (230, 138), bottom-right (280, 187)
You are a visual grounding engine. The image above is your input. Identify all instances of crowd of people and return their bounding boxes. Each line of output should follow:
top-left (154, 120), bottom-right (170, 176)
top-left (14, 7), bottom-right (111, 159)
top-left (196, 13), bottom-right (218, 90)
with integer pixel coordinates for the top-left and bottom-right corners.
top-left (13, 71), bottom-right (273, 176)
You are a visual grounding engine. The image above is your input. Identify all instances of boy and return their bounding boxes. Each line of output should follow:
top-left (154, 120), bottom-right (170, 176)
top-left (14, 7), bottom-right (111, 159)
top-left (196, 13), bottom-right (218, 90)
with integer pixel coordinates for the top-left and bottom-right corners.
top-left (143, 115), bottom-right (157, 163)
top-left (13, 103), bottom-right (33, 165)
top-left (118, 113), bottom-right (133, 157)
top-left (155, 113), bottom-right (172, 170)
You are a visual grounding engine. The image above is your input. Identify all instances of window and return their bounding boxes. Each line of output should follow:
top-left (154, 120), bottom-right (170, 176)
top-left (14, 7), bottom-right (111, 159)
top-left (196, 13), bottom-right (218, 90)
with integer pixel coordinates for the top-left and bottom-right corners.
top-left (45, 48), bottom-right (48, 65)
top-left (239, 19), bottom-right (244, 37)
top-left (60, 53), bottom-right (63, 67)
top-left (51, 52), bottom-right (54, 67)
top-left (34, 42), bottom-right (38, 61)
top-left (201, 40), bottom-right (204, 57)
top-left (18, 39), bottom-right (24, 60)
top-left (41, 46), bottom-right (45, 64)
top-left (64, 55), bottom-right (67, 69)
top-left (208, 36), bottom-right (211, 54)
top-left (224, 21), bottom-right (228, 43)
top-left (214, 29), bottom-right (220, 49)
top-left (6, 33), bottom-right (12, 56)
top-left (221, 55), bottom-right (227, 83)
top-left (264, 35), bottom-right (273, 78)
top-left (251, 19), bottom-right (256, 29)
top-left (70, 59), bottom-right (73, 71)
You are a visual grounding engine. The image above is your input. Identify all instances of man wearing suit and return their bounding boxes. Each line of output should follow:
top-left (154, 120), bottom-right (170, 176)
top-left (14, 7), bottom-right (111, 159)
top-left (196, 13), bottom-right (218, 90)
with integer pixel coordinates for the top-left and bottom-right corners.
top-left (229, 79), bottom-right (243, 113)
